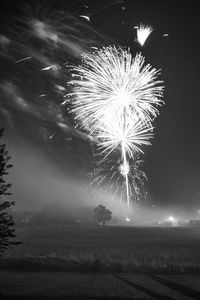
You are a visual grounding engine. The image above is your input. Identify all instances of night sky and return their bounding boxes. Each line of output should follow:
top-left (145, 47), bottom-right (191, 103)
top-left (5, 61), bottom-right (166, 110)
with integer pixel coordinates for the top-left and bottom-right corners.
top-left (0, 0), bottom-right (200, 211)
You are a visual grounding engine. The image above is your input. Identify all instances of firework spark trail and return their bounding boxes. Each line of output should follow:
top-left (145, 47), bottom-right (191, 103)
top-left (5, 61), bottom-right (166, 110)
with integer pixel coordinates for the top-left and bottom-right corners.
top-left (1, 4), bottom-right (108, 148)
top-left (13, 9), bottom-right (105, 61)
top-left (69, 46), bottom-right (164, 206)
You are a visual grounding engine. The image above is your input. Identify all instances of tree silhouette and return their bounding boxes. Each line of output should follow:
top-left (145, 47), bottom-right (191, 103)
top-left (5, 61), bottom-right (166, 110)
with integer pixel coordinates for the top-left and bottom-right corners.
top-left (0, 128), bottom-right (19, 255)
top-left (94, 205), bottom-right (112, 226)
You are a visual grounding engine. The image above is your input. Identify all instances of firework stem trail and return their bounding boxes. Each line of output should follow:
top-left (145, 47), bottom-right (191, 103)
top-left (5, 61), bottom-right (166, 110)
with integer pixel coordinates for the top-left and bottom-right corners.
top-left (121, 141), bottom-right (130, 206)
top-left (121, 106), bottom-right (130, 206)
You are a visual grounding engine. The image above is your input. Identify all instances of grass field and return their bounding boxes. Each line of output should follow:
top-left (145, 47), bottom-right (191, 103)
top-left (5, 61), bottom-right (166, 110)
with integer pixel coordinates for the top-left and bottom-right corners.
top-left (1, 225), bottom-right (200, 273)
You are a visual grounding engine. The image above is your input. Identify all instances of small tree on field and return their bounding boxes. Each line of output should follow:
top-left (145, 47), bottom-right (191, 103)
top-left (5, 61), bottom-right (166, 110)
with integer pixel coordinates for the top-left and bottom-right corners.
top-left (94, 204), bottom-right (112, 226)
top-left (0, 128), bottom-right (19, 255)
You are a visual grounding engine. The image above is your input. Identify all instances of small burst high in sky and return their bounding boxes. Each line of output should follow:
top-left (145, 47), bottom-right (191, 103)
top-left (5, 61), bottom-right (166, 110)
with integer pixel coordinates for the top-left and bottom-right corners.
top-left (68, 46), bottom-right (164, 207)
top-left (136, 23), bottom-right (153, 46)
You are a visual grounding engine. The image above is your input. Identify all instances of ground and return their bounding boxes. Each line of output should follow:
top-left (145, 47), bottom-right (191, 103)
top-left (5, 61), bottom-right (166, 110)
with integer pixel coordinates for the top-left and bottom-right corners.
top-left (1, 225), bottom-right (200, 299)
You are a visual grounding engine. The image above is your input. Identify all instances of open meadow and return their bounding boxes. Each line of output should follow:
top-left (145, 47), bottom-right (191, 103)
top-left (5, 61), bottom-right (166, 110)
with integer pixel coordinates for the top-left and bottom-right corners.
top-left (1, 225), bottom-right (200, 273)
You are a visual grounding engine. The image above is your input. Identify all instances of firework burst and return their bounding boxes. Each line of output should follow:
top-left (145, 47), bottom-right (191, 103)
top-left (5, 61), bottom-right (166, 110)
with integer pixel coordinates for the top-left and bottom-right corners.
top-left (97, 111), bottom-right (153, 157)
top-left (69, 46), bottom-right (164, 206)
top-left (136, 23), bottom-right (153, 46)
top-left (91, 151), bottom-right (147, 206)
top-left (69, 46), bottom-right (163, 132)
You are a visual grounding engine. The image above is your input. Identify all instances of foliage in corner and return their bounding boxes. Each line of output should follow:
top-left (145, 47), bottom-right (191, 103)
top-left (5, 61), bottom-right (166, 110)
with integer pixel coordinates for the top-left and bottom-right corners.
top-left (0, 128), bottom-right (20, 255)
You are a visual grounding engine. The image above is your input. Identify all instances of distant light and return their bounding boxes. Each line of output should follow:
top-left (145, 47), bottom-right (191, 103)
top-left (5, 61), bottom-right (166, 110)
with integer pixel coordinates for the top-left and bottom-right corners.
top-left (125, 217), bottom-right (131, 222)
top-left (167, 216), bottom-right (177, 224)
top-left (163, 33), bottom-right (169, 37)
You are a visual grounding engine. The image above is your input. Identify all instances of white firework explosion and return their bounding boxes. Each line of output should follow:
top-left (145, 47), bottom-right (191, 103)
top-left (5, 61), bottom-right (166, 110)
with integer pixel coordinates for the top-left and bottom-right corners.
top-left (69, 46), bottom-right (163, 136)
top-left (68, 46), bottom-right (164, 206)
